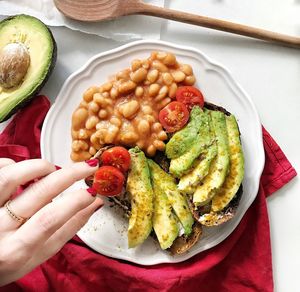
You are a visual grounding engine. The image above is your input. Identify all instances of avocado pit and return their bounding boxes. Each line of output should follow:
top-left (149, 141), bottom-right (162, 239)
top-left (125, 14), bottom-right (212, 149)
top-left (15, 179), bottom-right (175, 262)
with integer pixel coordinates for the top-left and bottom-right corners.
top-left (0, 42), bottom-right (30, 89)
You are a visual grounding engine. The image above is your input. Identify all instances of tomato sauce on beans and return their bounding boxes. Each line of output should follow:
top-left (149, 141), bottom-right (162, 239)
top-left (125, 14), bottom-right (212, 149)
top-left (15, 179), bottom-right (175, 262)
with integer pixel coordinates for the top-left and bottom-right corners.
top-left (70, 51), bottom-right (196, 161)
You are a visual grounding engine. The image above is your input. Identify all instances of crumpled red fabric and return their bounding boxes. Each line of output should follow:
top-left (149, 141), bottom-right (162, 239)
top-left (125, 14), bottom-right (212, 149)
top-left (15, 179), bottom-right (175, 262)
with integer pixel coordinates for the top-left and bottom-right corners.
top-left (0, 95), bottom-right (297, 292)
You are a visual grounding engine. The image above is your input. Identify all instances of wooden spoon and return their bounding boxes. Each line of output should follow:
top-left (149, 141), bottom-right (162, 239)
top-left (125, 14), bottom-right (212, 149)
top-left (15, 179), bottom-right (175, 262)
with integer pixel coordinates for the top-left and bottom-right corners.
top-left (54, 0), bottom-right (300, 49)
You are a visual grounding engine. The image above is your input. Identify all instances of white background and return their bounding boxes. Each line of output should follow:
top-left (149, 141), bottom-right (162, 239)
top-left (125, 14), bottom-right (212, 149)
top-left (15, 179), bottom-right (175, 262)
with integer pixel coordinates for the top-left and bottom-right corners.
top-left (1, 1), bottom-right (300, 291)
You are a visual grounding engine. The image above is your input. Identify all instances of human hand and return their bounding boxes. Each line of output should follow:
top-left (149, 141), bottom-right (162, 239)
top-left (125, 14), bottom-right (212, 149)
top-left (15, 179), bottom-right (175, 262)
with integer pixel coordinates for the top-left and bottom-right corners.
top-left (0, 158), bottom-right (103, 286)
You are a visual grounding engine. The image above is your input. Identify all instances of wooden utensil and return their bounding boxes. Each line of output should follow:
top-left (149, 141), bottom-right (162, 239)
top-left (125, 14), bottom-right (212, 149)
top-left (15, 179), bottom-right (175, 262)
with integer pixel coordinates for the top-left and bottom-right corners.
top-left (54, 0), bottom-right (300, 49)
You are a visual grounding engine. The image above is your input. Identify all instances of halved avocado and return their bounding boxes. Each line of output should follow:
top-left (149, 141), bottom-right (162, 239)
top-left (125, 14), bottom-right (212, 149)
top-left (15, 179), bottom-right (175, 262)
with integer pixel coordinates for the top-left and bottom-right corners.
top-left (0, 14), bottom-right (57, 122)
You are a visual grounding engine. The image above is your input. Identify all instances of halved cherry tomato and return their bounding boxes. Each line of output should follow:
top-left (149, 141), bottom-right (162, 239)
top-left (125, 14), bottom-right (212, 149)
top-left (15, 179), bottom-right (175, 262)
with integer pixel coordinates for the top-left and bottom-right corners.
top-left (93, 166), bottom-right (125, 196)
top-left (176, 86), bottom-right (204, 110)
top-left (101, 146), bottom-right (131, 173)
top-left (158, 101), bottom-right (189, 133)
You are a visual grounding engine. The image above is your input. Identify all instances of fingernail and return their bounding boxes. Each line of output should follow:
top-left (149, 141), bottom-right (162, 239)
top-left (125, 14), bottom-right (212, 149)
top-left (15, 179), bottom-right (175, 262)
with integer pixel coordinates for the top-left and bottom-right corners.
top-left (95, 204), bottom-right (104, 211)
top-left (86, 187), bottom-right (97, 197)
top-left (85, 159), bottom-right (98, 167)
top-left (55, 165), bottom-right (61, 170)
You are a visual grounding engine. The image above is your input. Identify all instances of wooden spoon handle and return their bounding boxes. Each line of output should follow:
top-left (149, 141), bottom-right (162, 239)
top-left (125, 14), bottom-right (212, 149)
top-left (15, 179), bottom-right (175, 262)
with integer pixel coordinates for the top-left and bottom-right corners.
top-left (137, 3), bottom-right (300, 49)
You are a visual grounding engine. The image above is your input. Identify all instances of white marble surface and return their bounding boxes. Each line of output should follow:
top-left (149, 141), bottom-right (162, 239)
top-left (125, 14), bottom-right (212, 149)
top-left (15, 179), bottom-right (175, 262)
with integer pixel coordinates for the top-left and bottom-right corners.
top-left (1, 1), bottom-right (300, 291)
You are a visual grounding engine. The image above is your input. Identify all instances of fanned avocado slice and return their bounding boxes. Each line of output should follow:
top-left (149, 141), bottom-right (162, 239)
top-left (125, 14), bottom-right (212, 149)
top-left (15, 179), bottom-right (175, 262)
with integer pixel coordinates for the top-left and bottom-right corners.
top-left (149, 169), bottom-right (179, 250)
top-left (169, 110), bottom-right (213, 178)
top-left (127, 147), bottom-right (153, 248)
top-left (178, 141), bottom-right (217, 194)
top-left (193, 110), bottom-right (230, 206)
top-left (211, 114), bottom-right (244, 212)
top-left (0, 15), bottom-right (56, 122)
top-left (148, 159), bottom-right (194, 236)
top-left (166, 106), bottom-right (205, 159)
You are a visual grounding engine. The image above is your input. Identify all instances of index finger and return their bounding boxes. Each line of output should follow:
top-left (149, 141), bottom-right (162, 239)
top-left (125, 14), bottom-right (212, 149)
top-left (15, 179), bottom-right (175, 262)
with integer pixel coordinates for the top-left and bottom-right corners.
top-left (9, 159), bottom-right (99, 219)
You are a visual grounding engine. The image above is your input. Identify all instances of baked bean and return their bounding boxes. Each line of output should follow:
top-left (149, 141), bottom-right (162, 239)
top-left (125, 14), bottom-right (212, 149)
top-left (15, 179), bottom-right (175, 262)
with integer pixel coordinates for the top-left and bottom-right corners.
top-left (157, 97), bottom-right (171, 110)
top-left (168, 83), bottom-right (177, 98)
top-left (98, 109), bottom-right (108, 119)
top-left (116, 69), bottom-right (130, 80)
top-left (147, 69), bottom-right (159, 83)
top-left (78, 128), bottom-right (90, 139)
top-left (184, 75), bottom-right (196, 85)
top-left (131, 59), bottom-right (142, 71)
top-left (136, 140), bottom-right (145, 149)
top-left (172, 71), bottom-right (186, 83)
top-left (152, 122), bottom-right (162, 132)
top-left (89, 146), bottom-right (97, 156)
top-left (93, 93), bottom-right (105, 105)
top-left (101, 82), bottom-right (113, 92)
top-left (72, 108), bottom-right (88, 130)
top-left (72, 140), bottom-right (89, 152)
top-left (162, 53), bottom-right (176, 66)
top-left (152, 60), bottom-right (168, 72)
top-left (155, 85), bottom-right (168, 102)
top-left (141, 105), bottom-right (152, 114)
top-left (102, 92), bottom-right (109, 99)
top-left (137, 120), bottom-right (150, 135)
top-left (110, 117), bottom-right (122, 127)
top-left (89, 101), bottom-right (100, 113)
top-left (130, 67), bottom-right (147, 83)
top-left (149, 83), bottom-right (160, 97)
top-left (162, 72), bottom-right (173, 85)
top-left (121, 132), bottom-right (139, 144)
top-left (85, 116), bottom-right (99, 130)
top-left (181, 64), bottom-right (193, 75)
top-left (83, 86), bottom-right (98, 102)
top-left (156, 52), bottom-right (167, 60)
top-left (153, 140), bottom-right (165, 151)
top-left (91, 131), bottom-right (102, 144)
top-left (80, 101), bottom-right (88, 109)
top-left (156, 75), bottom-right (163, 84)
top-left (120, 100), bottom-right (140, 118)
top-left (146, 145), bottom-right (156, 157)
top-left (72, 130), bottom-right (78, 139)
top-left (157, 130), bottom-right (168, 141)
top-left (118, 80), bottom-right (137, 94)
top-left (144, 115), bottom-right (155, 124)
top-left (71, 151), bottom-right (91, 162)
top-left (142, 60), bottom-right (150, 69)
top-left (135, 86), bottom-right (144, 97)
top-left (110, 87), bottom-right (119, 99)
top-left (104, 125), bottom-right (119, 144)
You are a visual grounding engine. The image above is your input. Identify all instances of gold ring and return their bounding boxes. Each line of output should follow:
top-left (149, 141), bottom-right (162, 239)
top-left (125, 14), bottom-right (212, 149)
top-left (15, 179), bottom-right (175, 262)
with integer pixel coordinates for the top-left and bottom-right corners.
top-left (4, 200), bottom-right (27, 225)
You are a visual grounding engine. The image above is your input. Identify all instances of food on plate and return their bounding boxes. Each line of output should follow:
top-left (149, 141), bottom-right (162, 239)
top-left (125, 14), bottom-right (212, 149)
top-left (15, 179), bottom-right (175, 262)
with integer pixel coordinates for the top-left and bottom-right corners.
top-left (70, 51), bottom-right (196, 161)
top-left (0, 14), bottom-right (57, 122)
top-left (126, 147), bottom-right (153, 248)
top-left (73, 52), bottom-right (245, 254)
top-left (158, 101), bottom-right (189, 133)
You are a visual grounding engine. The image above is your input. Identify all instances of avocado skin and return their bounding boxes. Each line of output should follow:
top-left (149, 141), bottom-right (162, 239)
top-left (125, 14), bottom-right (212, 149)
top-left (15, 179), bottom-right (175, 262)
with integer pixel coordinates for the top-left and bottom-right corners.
top-left (0, 15), bottom-right (57, 122)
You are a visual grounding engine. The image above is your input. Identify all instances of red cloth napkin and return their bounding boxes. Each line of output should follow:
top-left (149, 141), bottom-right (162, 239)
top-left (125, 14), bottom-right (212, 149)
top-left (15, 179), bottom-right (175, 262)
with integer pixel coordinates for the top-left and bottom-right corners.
top-left (0, 96), bottom-right (297, 292)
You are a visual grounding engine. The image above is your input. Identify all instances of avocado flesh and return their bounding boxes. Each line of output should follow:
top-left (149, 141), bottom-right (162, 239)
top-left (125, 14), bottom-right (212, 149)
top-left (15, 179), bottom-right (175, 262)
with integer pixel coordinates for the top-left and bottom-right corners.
top-left (148, 159), bottom-right (194, 236)
top-left (166, 106), bottom-right (205, 159)
top-left (127, 147), bottom-right (153, 248)
top-left (211, 115), bottom-right (244, 212)
top-left (169, 110), bottom-right (213, 178)
top-left (193, 110), bottom-right (230, 206)
top-left (178, 142), bottom-right (217, 194)
top-left (0, 15), bottom-right (56, 122)
top-left (149, 165), bottom-right (179, 249)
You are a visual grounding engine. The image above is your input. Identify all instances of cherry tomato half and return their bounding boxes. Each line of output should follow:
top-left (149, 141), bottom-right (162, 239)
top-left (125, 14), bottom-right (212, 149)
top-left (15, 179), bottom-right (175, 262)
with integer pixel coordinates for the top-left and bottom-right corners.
top-left (158, 101), bottom-right (189, 133)
top-left (93, 166), bottom-right (125, 196)
top-left (101, 146), bottom-right (131, 173)
top-left (176, 86), bottom-right (204, 110)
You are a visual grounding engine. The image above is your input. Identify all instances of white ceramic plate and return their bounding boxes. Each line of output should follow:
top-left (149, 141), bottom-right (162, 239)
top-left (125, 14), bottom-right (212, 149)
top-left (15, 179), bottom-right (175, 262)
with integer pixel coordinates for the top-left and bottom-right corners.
top-left (41, 40), bottom-right (265, 265)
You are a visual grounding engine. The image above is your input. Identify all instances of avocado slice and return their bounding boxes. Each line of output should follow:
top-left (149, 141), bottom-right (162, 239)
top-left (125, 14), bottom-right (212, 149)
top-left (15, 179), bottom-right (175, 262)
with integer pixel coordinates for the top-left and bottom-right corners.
top-left (149, 172), bottom-right (179, 250)
top-left (0, 15), bottom-right (56, 122)
top-left (211, 114), bottom-right (244, 212)
top-left (148, 159), bottom-right (194, 236)
top-left (178, 142), bottom-right (217, 194)
top-left (166, 106), bottom-right (205, 159)
top-left (127, 147), bottom-right (153, 248)
top-left (169, 110), bottom-right (213, 178)
top-left (193, 110), bottom-right (230, 206)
